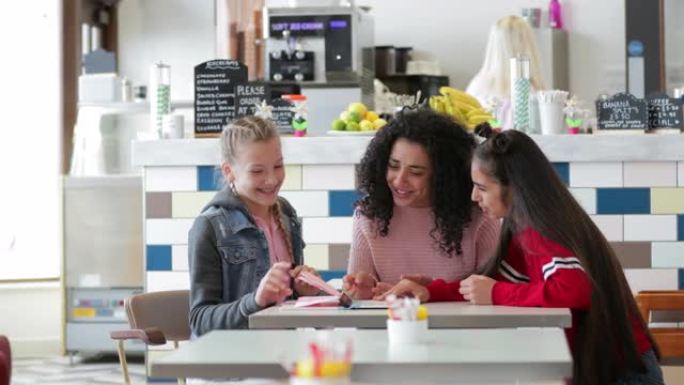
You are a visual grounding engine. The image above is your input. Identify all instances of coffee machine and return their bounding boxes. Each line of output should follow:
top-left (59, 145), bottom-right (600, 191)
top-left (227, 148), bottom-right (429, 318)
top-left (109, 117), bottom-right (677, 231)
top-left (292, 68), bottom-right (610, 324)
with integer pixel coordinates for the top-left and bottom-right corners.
top-left (263, 4), bottom-right (375, 134)
top-left (263, 5), bottom-right (374, 84)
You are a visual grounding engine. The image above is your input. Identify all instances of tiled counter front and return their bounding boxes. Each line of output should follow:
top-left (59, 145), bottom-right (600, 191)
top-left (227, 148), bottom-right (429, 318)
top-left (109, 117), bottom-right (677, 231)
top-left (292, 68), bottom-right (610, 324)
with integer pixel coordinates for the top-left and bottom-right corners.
top-left (134, 136), bottom-right (684, 297)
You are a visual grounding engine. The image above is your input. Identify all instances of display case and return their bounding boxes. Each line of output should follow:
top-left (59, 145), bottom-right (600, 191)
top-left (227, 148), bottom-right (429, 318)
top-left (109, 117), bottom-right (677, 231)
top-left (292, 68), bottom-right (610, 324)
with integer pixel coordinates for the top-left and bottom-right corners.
top-left (63, 175), bottom-right (143, 356)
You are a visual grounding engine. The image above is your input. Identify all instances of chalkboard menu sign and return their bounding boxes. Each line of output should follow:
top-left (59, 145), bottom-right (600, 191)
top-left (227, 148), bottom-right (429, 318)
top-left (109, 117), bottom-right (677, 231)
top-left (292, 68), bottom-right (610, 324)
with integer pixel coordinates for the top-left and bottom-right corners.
top-left (235, 82), bottom-right (271, 117)
top-left (271, 98), bottom-right (295, 135)
top-left (194, 60), bottom-right (248, 137)
top-left (596, 92), bottom-right (648, 130)
top-left (646, 93), bottom-right (684, 129)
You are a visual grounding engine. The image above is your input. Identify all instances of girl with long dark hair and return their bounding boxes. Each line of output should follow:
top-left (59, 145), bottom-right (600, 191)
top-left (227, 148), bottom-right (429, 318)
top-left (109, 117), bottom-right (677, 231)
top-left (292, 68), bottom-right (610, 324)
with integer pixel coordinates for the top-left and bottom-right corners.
top-left (343, 108), bottom-right (500, 299)
top-left (380, 130), bottom-right (663, 385)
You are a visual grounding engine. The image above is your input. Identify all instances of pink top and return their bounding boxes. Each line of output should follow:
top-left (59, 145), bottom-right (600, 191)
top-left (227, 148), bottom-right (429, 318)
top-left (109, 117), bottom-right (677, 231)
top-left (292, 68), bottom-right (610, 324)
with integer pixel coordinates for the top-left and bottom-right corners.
top-left (253, 215), bottom-right (292, 266)
top-left (348, 206), bottom-right (500, 284)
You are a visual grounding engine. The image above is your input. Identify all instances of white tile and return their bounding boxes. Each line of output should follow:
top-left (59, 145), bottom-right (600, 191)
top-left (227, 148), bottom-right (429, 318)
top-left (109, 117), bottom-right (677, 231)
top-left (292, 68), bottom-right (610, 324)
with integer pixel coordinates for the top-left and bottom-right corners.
top-left (623, 162), bottom-right (677, 187)
top-left (651, 242), bottom-right (684, 268)
top-left (172, 244), bottom-right (189, 271)
top-left (569, 162), bottom-right (623, 187)
top-left (146, 271), bottom-right (190, 292)
top-left (303, 217), bottom-right (353, 244)
top-left (303, 244), bottom-right (330, 270)
top-left (624, 215), bottom-right (677, 241)
top-left (623, 268), bottom-right (679, 294)
top-left (279, 191), bottom-right (329, 217)
top-left (172, 191), bottom-right (215, 218)
top-left (590, 215), bottom-right (623, 241)
top-left (570, 188), bottom-right (596, 214)
top-left (146, 218), bottom-right (195, 245)
top-left (679, 161), bottom-right (684, 186)
top-left (302, 165), bottom-right (356, 190)
top-left (145, 167), bottom-right (197, 192)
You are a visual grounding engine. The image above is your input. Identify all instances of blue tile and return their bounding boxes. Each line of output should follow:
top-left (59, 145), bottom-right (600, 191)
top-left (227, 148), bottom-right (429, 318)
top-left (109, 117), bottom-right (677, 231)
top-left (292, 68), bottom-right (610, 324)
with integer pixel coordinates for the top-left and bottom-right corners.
top-left (146, 245), bottom-right (172, 271)
top-left (552, 162), bottom-right (569, 185)
top-left (329, 190), bottom-right (363, 217)
top-left (679, 268), bottom-right (684, 290)
top-left (679, 215), bottom-right (684, 241)
top-left (198, 166), bottom-right (224, 191)
top-left (319, 270), bottom-right (346, 282)
top-left (596, 188), bottom-right (650, 214)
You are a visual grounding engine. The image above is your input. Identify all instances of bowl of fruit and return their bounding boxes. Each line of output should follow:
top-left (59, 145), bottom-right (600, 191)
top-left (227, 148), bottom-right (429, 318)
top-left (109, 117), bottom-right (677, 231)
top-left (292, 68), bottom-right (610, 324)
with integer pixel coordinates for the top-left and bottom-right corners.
top-left (329, 102), bottom-right (388, 135)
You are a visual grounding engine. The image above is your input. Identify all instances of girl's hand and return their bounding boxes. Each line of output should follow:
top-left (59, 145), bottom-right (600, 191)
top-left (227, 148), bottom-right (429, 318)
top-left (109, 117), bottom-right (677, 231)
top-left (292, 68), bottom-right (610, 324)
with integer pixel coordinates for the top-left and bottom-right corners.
top-left (459, 274), bottom-right (496, 305)
top-left (371, 282), bottom-right (394, 297)
top-left (290, 264), bottom-right (321, 297)
top-left (400, 274), bottom-right (434, 286)
top-left (373, 279), bottom-right (430, 303)
top-left (255, 262), bottom-right (292, 307)
top-left (342, 271), bottom-right (377, 300)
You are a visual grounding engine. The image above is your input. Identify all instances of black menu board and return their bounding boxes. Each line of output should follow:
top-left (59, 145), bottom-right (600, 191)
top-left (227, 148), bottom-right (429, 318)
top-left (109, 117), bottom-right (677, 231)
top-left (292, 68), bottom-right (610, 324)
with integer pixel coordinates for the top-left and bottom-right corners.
top-left (646, 93), bottom-right (684, 129)
top-left (194, 60), bottom-right (248, 137)
top-left (235, 82), bottom-right (271, 117)
top-left (271, 98), bottom-right (295, 135)
top-left (596, 93), bottom-right (648, 130)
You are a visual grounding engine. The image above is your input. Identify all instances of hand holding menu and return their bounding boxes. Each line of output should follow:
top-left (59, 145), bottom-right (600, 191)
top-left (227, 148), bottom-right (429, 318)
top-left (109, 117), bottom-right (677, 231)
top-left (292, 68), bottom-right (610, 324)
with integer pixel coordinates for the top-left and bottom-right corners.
top-left (294, 271), bottom-right (387, 309)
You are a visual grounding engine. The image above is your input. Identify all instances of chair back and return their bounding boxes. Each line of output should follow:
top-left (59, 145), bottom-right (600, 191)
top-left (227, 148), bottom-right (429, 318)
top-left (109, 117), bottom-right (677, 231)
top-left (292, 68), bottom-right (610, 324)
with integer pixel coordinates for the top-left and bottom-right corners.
top-left (635, 290), bottom-right (684, 359)
top-left (0, 335), bottom-right (10, 385)
top-left (126, 290), bottom-right (191, 342)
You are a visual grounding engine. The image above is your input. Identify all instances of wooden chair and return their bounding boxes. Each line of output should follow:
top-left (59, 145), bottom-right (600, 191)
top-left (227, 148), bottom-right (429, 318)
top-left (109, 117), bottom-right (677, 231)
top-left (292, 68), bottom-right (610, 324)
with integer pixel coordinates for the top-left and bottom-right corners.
top-left (635, 290), bottom-right (684, 360)
top-left (110, 290), bottom-right (191, 385)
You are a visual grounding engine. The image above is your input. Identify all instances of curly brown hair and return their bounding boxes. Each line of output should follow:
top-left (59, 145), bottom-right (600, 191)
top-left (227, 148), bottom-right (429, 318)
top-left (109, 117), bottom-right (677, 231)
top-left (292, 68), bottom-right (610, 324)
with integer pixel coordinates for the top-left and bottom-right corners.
top-left (356, 108), bottom-right (476, 256)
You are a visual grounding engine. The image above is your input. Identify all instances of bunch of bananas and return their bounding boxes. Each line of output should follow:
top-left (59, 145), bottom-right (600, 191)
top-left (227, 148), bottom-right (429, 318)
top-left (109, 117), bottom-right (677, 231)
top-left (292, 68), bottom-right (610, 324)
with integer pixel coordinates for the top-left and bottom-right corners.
top-left (428, 86), bottom-right (494, 131)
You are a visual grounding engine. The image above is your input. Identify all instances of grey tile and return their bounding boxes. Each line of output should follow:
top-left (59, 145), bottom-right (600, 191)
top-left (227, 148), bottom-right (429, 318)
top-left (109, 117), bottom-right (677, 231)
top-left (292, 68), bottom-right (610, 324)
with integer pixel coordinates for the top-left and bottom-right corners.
top-left (146, 192), bottom-right (172, 218)
top-left (328, 244), bottom-right (351, 271)
top-left (610, 242), bottom-right (651, 268)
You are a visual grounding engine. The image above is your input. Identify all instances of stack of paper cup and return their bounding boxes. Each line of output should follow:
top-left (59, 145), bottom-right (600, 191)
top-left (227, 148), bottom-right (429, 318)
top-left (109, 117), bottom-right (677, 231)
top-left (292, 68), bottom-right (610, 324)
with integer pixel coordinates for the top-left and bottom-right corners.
top-left (162, 114), bottom-right (184, 139)
top-left (510, 56), bottom-right (531, 132)
top-left (537, 90), bottom-right (569, 135)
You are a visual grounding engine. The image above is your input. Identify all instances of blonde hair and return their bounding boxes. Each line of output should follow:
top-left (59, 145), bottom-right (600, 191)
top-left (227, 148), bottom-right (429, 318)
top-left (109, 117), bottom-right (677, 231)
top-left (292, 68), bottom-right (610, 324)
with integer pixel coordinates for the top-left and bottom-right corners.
top-left (220, 116), bottom-right (294, 260)
top-left (467, 15), bottom-right (545, 99)
top-left (220, 115), bottom-right (279, 165)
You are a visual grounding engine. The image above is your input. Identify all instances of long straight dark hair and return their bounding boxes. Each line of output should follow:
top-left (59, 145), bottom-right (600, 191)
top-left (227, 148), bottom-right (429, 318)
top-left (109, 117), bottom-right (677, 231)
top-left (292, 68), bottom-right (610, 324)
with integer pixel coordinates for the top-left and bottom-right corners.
top-left (474, 130), bottom-right (656, 385)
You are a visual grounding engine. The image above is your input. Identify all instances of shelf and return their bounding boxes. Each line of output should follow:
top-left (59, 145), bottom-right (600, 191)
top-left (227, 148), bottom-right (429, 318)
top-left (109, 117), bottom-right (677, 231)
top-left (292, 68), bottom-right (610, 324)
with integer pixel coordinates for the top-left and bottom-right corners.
top-left (77, 100), bottom-right (194, 113)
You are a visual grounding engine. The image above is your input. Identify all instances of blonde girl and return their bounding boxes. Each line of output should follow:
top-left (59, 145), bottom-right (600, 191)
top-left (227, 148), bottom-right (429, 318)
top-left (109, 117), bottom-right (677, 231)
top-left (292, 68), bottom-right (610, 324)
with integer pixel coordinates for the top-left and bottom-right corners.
top-left (188, 116), bottom-right (317, 335)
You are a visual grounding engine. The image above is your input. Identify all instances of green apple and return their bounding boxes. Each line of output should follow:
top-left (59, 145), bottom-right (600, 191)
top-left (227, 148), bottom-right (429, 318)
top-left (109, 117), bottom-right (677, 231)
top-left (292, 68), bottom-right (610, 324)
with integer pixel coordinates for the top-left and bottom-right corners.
top-left (348, 102), bottom-right (368, 117)
top-left (347, 111), bottom-right (362, 123)
top-left (346, 121), bottom-right (360, 131)
top-left (331, 119), bottom-right (346, 131)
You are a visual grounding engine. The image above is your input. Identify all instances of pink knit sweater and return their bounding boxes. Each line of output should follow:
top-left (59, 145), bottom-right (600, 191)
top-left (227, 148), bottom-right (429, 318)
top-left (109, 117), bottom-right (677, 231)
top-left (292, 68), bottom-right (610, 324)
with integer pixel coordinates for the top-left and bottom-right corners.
top-left (347, 205), bottom-right (500, 284)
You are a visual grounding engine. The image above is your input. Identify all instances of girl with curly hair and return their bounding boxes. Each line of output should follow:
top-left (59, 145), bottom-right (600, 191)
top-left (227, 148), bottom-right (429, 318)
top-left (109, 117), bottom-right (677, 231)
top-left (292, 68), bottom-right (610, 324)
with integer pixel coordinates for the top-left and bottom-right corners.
top-left (342, 108), bottom-right (500, 299)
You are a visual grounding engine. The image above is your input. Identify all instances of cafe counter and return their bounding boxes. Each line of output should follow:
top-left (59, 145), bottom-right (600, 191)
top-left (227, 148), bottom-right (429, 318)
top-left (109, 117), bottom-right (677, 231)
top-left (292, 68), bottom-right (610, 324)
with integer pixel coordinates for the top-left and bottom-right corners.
top-left (133, 134), bottom-right (684, 299)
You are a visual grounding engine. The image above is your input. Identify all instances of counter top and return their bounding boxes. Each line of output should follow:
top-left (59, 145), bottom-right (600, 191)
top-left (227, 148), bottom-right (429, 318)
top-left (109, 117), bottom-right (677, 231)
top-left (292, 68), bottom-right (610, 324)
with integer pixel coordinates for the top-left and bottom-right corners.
top-left (133, 134), bottom-right (684, 167)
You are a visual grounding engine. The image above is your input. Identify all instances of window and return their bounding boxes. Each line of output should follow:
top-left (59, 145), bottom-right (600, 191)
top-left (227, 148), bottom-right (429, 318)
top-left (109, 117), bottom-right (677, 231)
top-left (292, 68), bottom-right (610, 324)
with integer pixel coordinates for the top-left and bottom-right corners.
top-left (0, 1), bottom-right (61, 279)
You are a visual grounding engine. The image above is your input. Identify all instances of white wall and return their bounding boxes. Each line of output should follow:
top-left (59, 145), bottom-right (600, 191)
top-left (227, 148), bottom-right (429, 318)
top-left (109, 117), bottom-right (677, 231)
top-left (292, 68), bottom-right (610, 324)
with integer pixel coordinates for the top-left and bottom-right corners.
top-left (0, 282), bottom-right (62, 357)
top-left (118, 0), bottom-right (216, 101)
top-left (362, 0), bottom-right (626, 104)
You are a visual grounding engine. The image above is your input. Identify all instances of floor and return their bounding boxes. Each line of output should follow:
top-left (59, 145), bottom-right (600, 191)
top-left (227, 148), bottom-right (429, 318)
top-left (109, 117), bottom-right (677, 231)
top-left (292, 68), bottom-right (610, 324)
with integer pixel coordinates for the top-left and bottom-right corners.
top-left (13, 354), bottom-right (147, 385)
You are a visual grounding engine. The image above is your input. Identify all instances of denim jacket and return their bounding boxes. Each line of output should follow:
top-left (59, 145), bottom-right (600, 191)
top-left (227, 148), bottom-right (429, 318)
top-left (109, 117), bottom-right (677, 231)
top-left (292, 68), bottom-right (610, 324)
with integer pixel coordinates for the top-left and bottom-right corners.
top-left (188, 187), bottom-right (304, 336)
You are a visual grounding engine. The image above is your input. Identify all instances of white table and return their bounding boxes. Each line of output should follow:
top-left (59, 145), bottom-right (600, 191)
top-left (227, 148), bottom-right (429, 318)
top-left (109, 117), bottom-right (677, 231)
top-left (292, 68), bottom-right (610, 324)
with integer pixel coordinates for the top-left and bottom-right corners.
top-left (150, 329), bottom-right (572, 384)
top-left (249, 302), bottom-right (571, 329)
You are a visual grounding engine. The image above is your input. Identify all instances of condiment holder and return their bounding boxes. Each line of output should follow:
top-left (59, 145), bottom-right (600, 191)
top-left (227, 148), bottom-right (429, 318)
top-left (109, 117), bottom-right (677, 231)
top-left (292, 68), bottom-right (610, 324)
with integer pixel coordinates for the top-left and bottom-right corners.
top-left (385, 295), bottom-right (429, 345)
top-left (289, 330), bottom-right (352, 385)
